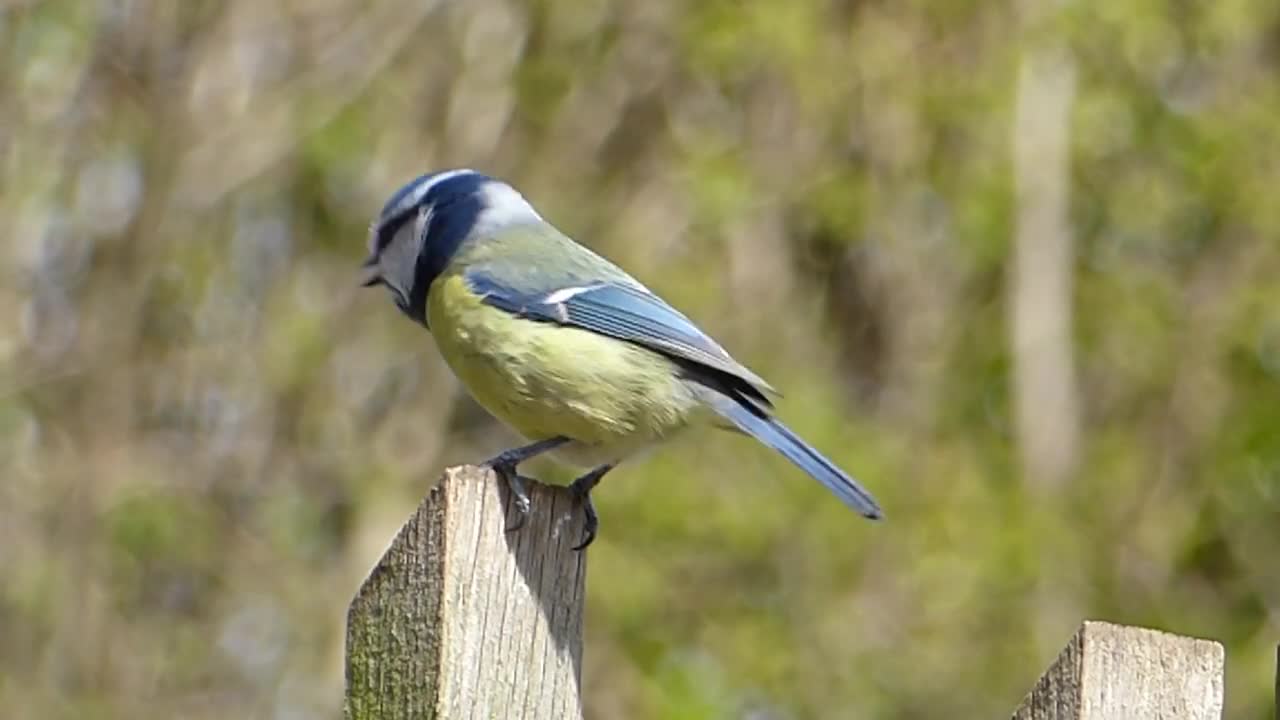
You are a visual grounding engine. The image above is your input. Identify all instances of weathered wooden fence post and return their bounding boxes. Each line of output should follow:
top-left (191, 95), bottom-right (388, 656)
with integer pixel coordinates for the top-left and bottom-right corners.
top-left (344, 465), bottom-right (588, 720)
top-left (1012, 620), bottom-right (1225, 719)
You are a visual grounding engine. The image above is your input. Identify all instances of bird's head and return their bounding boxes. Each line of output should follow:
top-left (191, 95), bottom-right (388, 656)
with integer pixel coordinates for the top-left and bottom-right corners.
top-left (361, 169), bottom-right (540, 325)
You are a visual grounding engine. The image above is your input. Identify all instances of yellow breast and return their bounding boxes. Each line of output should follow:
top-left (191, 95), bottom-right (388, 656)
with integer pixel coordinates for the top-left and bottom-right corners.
top-left (426, 273), bottom-right (701, 466)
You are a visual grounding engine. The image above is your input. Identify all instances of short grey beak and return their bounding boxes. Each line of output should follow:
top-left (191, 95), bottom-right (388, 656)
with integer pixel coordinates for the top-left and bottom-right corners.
top-left (360, 253), bottom-right (382, 287)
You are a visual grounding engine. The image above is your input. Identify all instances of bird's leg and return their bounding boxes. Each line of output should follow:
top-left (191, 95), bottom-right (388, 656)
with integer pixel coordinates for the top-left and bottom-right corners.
top-left (482, 436), bottom-right (571, 533)
top-left (568, 464), bottom-right (614, 551)
top-left (483, 435), bottom-right (573, 472)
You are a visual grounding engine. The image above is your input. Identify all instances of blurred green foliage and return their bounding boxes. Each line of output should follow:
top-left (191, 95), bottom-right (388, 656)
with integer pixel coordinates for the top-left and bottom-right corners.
top-left (2, 0), bottom-right (1279, 718)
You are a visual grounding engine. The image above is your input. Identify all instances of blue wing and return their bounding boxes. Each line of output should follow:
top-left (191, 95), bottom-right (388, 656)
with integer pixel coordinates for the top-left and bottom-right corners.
top-left (465, 270), bottom-right (776, 402)
top-left (465, 269), bottom-right (884, 518)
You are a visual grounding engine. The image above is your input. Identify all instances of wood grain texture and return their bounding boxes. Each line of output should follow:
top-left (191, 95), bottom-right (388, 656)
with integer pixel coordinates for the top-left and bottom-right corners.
top-left (1012, 621), bottom-right (1224, 720)
top-left (345, 465), bottom-right (587, 720)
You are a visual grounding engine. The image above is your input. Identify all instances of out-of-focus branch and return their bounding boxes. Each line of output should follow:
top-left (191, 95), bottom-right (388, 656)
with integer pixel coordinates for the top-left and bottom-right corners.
top-left (174, 0), bottom-right (446, 208)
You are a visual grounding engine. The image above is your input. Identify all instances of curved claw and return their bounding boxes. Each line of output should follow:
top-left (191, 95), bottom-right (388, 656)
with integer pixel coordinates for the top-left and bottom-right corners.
top-left (495, 466), bottom-right (533, 534)
top-left (568, 464), bottom-right (611, 551)
top-left (571, 492), bottom-right (598, 551)
top-left (505, 508), bottom-right (528, 534)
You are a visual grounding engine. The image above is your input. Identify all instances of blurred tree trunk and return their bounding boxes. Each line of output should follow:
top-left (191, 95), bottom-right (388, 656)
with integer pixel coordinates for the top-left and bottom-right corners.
top-left (1009, 29), bottom-right (1080, 491)
top-left (1010, 8), bottom-right (1084, 669)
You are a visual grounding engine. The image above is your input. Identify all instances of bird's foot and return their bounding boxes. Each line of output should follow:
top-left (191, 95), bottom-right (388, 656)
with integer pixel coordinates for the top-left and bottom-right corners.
top-left (569, 485), bottom-right (598, 551)
top-left (499, 469), bottom-right (534, 533)
top-left (568, 464), bottom-right (613, 551)
top-left (482, 436), bottom-right (571, 535)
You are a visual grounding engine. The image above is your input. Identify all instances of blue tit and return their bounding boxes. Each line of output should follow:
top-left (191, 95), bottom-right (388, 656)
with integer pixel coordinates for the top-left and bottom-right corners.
top-left (361, 169), bottom-right (882, 549)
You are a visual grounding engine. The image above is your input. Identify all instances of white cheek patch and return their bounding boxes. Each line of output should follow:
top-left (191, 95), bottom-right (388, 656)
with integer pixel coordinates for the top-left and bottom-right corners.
top-left (414, 204), bottom-right (434, 248)
top-left (542, 284), bottom-right (604, 304)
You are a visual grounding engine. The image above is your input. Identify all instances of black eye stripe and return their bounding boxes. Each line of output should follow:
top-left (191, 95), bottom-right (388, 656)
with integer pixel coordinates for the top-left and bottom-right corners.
top-left (373, 185), bottom-right (483, 258)
top-left (373, 209), bottom-right (416, 255)
top-left (371, 172), bottom-right (484, 258)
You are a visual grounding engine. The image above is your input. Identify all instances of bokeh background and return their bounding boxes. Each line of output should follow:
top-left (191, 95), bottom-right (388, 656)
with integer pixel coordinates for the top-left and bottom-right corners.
top-left (3, 0), bottom-right (1279, 717)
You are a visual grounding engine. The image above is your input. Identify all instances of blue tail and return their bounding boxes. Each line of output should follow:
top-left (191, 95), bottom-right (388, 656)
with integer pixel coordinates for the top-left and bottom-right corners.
top-left (712, 399), bottom-right (883, 519)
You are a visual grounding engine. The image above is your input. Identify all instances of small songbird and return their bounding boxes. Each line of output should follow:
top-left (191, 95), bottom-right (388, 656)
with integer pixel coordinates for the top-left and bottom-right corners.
top-left (362, 169), bottom-right (882, 549)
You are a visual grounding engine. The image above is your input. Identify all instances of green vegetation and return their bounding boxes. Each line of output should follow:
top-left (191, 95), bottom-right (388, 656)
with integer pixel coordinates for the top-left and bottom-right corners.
top-left (2, 0), bottom-right (1277, 717)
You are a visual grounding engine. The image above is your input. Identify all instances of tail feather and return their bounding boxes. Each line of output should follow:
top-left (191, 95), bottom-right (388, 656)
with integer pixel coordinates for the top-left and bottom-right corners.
top-left (711, 398), bottom-right (883, 519)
